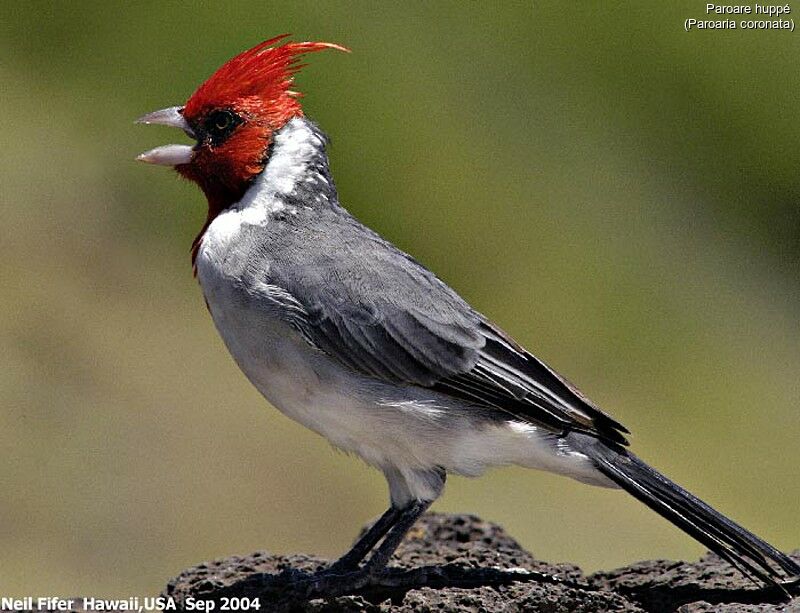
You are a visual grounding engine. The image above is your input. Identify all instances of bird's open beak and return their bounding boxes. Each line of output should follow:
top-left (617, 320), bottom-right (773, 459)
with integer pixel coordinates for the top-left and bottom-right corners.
top-left (136, 106), bottom-right (196, 166)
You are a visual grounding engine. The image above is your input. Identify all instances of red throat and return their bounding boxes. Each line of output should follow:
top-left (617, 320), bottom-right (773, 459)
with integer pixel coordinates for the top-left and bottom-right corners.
top-left (177, 35), bottom-right (349, 267)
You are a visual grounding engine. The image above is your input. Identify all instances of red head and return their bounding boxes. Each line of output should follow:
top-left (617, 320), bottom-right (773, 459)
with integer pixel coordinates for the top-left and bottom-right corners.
top-left (137, 36), bottom-right (348, 249)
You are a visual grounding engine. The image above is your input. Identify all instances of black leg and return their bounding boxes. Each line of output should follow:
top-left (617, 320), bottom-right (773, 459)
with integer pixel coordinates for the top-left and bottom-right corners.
top-left (298, 499), bottom-right (432, 599)
top-left (363, 499), bottom-right (432, 576)
top-left (295, 469), bottom-right (446, 600)
top-left (327, 506), bottom-right (401, 573)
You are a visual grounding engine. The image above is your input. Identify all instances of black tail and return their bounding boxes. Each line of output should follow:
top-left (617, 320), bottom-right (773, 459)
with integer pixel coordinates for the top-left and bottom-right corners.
top-left (585, 441), bottom-right (800, 592)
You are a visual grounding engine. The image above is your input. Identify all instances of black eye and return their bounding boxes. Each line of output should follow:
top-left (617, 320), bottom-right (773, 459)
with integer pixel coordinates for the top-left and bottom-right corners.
top-left (213, 113), bottom-right (231, 130)
top-left (203, 110), bottom-right (241, 145)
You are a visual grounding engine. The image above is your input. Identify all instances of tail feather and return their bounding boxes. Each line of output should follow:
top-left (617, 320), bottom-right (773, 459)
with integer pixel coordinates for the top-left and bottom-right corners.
top-left (585, 442), bottom-right (800, 591)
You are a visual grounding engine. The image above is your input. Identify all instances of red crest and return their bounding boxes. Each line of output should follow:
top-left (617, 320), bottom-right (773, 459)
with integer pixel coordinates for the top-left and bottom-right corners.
top-left (183, 35), bottom-right (349, 127)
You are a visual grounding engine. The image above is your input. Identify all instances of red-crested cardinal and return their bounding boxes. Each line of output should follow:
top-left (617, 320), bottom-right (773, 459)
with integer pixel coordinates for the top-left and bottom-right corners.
top-left (137, 36), bottom-right (799, 596)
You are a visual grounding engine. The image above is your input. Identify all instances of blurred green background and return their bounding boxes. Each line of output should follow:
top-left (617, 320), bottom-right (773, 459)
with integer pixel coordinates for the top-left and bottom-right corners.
top-left (1, 0), bottom-right (798, 598)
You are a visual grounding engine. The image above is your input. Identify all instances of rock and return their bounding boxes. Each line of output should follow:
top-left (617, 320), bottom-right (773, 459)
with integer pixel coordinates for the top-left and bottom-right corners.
top-left (163, 513), bottom-right (798, 612)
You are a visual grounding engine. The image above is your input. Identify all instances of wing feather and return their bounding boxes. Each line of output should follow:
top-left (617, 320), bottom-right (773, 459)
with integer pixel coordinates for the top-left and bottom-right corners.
top-left (259, 208), bottom-right (629, 444)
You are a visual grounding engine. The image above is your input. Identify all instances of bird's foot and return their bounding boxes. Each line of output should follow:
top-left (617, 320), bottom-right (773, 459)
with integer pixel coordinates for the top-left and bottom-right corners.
top-left (283, 565), bottom-right (376, 601)
top-left (324, 556), bottom-right (361, 576)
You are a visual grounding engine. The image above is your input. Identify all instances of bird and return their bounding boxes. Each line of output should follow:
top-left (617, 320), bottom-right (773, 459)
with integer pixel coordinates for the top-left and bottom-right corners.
top-left (136, 36), bottom-right (799, 596)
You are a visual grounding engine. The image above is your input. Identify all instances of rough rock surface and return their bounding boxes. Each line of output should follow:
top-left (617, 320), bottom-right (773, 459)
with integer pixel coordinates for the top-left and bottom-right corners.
top-left (164, 513), bottom-right (799, 613)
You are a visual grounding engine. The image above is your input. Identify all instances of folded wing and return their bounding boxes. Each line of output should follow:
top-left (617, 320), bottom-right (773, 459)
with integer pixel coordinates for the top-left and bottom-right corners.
top-left (264, 211), bottom-right (629, 445)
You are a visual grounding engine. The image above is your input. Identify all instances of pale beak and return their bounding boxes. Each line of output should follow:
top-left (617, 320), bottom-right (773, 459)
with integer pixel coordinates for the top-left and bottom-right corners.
top-left (136, 106), bottom-right (196, 166)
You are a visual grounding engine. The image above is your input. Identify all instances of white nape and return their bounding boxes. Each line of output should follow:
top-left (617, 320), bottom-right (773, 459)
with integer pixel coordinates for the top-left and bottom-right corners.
top-left (199, 118), bottom-right (325, 249)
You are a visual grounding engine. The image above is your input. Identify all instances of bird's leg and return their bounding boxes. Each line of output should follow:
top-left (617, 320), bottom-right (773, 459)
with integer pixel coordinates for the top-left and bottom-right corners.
top-left (299, 470), bottom-right (445, 598)
top-left (361, 499), bottom-right (432, 577)
top-left (326, 505), bottom-right (401, 573)
top-left (302, 499), bottom-right (432, 599)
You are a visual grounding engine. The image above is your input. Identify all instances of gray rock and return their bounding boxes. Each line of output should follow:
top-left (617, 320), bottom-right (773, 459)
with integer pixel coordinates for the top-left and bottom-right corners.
top-left (163, 513), bottom-right (798, 612)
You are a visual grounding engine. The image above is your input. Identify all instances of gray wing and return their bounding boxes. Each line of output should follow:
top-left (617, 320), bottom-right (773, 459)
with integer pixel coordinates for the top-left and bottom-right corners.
top-left (261, 210), bottom-right (629, 445)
